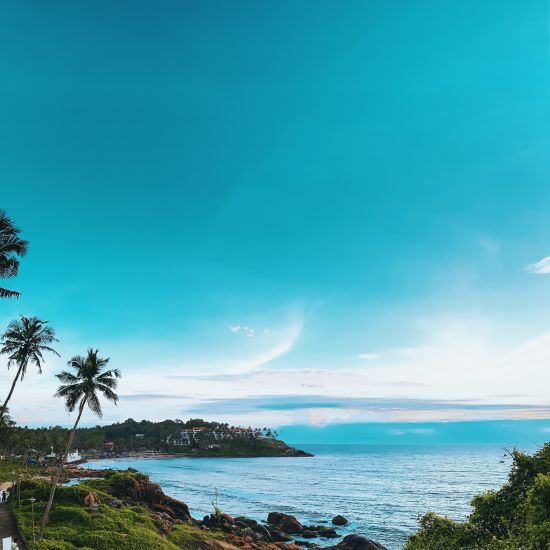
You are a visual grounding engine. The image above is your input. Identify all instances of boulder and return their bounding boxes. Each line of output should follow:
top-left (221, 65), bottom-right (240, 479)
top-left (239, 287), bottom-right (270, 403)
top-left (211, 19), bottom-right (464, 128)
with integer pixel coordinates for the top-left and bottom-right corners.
top-left (327, 534), bottom-right (388, 550)
top-left (267, 512), bottom-right (304, 534)
top-left (332, 515), bottom-right (348, 526)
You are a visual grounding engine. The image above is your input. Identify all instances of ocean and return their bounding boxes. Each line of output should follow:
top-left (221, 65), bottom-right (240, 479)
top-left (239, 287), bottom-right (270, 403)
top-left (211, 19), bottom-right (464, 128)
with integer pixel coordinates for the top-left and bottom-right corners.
top-left (84, 444), bottom-right (513, 549)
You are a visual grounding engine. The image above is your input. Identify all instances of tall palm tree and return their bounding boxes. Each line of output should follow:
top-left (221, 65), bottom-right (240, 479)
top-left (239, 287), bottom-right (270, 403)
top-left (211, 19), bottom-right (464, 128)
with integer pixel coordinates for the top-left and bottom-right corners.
top-left (0, 209), bottom-right (28, 299)
top-left (39, 349), bottom-right (120, 537)
top-left (0, 316), bottom-right (59, 422)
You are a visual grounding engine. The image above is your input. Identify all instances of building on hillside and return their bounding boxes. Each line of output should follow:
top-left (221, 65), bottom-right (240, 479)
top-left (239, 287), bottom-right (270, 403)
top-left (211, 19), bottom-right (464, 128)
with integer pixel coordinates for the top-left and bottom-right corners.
top-left (166, 425), bottom-right (259, 446)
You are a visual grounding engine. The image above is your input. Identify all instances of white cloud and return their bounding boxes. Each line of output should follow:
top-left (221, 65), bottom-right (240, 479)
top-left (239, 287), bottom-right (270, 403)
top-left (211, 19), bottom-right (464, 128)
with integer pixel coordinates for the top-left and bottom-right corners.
top-left (525, 256), bottom-right (550, 274)
top-left (387, 428), bottom-right (435, 436)
top-left (230, 324), bottom-right (255, 336)
top-left (357, 353), bottom-right (380, 360)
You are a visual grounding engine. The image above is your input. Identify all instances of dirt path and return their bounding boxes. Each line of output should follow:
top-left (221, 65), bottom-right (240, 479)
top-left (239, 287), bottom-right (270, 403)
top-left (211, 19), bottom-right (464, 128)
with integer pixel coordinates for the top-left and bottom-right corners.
top-left (0, 484), bottom-right (27, 549)
top-left (0, 502), bottom-right (17, 538)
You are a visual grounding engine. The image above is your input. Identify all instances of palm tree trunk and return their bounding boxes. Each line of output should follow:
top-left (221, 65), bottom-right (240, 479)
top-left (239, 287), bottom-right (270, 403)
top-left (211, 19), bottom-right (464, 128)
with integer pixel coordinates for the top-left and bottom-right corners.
top-left (38, 397), bottom-right (86, 539)
top-left (0, 362), bottom-right (24, 423)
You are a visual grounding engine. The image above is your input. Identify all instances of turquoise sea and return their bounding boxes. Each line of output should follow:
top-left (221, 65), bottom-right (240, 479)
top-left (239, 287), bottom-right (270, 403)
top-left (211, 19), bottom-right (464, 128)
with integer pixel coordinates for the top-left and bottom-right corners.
top-left (84, 445), bottom-right (514, 549)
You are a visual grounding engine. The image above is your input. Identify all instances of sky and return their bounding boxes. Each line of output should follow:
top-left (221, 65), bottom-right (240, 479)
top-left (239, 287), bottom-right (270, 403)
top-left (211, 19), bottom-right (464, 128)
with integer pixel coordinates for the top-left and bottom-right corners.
top-left (1, 0), bottom-right (550, 443)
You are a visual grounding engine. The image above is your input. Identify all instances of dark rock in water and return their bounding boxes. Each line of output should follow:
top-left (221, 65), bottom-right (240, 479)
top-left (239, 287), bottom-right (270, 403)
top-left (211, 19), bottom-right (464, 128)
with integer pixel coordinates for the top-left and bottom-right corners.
top-left (332, 515), bottom-right (349, 526)
top-left (284, 447), bottom-right (315, 457)
top-left (234, 516), bottom-right (258, 527)
top-left (268, 527), bottom-right (295, 542)
top-left (267, 511), bottom-right (304, 534)
top-left (301, 529), bottom-right (317, 539)
top-left (327, 534), bottom-right (388, 550)
top-left (295, 542), bottom-right (320, 548)
top-left (127, 467), bottom-right (138, 473)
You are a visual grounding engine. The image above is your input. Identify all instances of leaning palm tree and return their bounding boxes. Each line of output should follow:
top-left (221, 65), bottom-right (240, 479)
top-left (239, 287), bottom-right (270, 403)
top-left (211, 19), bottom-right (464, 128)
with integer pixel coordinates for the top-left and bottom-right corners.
top-left (0, 209), bottom-right (29, 299)
top-left (0, 316), bottom-right (59, 422)
top-left (39, 349), bottom-right (121, 537)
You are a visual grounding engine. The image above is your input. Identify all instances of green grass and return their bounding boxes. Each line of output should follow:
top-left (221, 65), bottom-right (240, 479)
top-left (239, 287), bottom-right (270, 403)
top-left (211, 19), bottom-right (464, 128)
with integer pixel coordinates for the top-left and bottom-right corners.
top-left (0, 458), bottom-right (48, 483)
top-left (10, 475), bottom-right (224, 550)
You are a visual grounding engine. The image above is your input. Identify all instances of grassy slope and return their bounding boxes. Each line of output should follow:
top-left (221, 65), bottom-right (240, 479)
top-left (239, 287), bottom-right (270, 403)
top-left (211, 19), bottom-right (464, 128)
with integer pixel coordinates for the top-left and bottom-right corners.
top-left (11, 476), bottom-right (223, 550)
top-left (0, 459), bottom-right (48, 483)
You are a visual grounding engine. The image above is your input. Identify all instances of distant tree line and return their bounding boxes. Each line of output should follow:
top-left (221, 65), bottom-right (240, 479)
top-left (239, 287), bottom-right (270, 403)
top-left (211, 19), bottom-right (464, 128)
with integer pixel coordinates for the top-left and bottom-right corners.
top-left (1, 418), bottom-right (279, 456)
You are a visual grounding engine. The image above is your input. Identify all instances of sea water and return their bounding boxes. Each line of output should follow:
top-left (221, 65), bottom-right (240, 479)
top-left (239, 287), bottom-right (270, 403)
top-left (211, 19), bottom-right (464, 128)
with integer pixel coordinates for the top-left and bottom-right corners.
top-left (84, 444), bottom-right (513, 549)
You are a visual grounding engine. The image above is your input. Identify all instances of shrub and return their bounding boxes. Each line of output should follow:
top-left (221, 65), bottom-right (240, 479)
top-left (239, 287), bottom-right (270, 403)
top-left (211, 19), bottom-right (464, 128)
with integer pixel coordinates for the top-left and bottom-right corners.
top-left (405, 442), bottom-right (550, 549)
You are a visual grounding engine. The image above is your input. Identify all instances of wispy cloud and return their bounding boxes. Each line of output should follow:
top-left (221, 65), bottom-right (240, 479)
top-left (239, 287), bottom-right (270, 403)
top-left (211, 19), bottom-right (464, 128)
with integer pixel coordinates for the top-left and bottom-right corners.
top-left (229, 324), bottom-right (255, 336)
top-left (387, 428), bottom-right (435, 436)
top-left (357, 353), bottom-right (380, 360)
top-left (525, 256), bottom-right (550, 274)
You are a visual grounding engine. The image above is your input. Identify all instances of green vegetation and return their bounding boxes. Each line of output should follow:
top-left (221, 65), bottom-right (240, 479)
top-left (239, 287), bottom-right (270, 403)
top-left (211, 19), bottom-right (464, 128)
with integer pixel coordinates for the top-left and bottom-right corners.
top-left (0, 316), bottom-right (59, 423)
top-left (0, 458), bottom-right (48, 484)
top-left (0, 208), bottom-right (28, 299)
top-left (1, 417), bottom-right (293, 458)
top-left (40, 349), bottom-right (121, 537)
top-left (405, 442), bottom-right (550, 550)
top-left (10, 474), bottom-right (223, 550)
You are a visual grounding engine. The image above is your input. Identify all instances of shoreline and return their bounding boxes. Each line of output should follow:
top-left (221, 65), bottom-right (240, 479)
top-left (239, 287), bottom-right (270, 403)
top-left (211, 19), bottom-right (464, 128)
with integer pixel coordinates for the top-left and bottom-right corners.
top-left (77, 447), bottom-right (314, 464)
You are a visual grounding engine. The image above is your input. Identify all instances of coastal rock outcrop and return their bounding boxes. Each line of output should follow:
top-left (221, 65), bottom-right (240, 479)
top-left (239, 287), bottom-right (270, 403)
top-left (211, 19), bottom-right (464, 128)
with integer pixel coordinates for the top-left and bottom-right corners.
top-left (283, 447), bottom-right (314, 457)
top-left (109, 470), bottom-right (192, 521)
top-left (268, 512), bottom-right (304, 534)
top-left (326, 534), bottom-right (388, 550)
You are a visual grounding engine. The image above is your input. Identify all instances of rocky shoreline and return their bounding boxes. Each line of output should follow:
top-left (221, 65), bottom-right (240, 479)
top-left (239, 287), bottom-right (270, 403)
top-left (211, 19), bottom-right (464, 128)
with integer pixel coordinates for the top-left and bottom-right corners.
top-left (64, 466), bottom-right (386, 549)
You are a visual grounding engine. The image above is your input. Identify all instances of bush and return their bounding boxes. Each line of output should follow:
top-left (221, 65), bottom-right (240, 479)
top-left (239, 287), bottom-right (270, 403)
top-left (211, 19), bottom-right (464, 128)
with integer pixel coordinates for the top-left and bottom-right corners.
top-left (405, 442), bottom-right (550, 550)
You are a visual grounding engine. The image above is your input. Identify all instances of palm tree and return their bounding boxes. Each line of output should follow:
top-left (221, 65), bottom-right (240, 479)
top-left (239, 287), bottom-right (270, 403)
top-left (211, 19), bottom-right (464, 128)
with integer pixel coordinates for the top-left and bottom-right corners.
top-left (0, 210), bottom-right (28, 299)
top-left (39, 349), bottom-right (121, 538)
top-left (0, 316), bottom-right (59, 422)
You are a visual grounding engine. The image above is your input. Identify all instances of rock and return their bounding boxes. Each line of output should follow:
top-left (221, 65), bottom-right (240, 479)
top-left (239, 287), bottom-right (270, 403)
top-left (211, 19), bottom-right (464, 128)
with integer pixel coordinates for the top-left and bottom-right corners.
top-left (106, 498), bottom-right (123, 508)
top-left (252, 523), bottom-right (273, 540)
top-left (127, 467), bottom-right (138, 473)
top-left (326, 534), bottom-right (388, 550)
top-left (267, 512), bottom-right (304, 534)
top-left (268, 528), bottom-right (294, 542)
top-left (283, 447), bottom-right (314, 457)
top-left (332, 515), bottom-right (348, 526)
top-left (111, 472), bottom-right (191, 520)
top-left (234, 516), bottom-right (258, 527)
top-left (301, 530), bottom-right (317, 539)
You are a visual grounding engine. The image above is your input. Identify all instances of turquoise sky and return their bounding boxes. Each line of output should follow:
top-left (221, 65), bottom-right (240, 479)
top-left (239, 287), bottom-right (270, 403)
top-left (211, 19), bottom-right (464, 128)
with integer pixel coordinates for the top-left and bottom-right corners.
top-left (1, 1), bottom-right (550, 440)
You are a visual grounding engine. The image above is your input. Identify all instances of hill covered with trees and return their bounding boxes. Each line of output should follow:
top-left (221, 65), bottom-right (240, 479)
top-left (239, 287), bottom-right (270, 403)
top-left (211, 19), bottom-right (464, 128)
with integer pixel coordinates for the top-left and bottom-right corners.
top-left (0, 418), bottom-right (311, 459)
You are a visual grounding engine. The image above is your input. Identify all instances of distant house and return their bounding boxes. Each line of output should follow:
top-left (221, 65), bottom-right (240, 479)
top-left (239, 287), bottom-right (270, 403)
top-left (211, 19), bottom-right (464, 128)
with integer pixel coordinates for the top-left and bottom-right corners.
top-left (103, 442), bottom-right (115, 451)
top-left (166, 425), bottom-right (259, 446)
top-left (135, 434), bottom-right (145, 439)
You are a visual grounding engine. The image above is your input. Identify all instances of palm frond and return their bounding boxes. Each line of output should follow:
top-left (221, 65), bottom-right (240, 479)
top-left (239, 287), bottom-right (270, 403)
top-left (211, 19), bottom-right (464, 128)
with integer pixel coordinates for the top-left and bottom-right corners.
top-left (0, 287), bottom-right (20, 299)
top-left (86, 391), bottom-right (103, 418)
top-left (54, 349), bottom-right (120, 420)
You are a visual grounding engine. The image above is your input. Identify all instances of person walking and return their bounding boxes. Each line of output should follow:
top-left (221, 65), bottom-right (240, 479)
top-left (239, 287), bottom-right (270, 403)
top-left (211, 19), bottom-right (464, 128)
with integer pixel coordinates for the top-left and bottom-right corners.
top-left (1, 489), bottom-right (5, 503)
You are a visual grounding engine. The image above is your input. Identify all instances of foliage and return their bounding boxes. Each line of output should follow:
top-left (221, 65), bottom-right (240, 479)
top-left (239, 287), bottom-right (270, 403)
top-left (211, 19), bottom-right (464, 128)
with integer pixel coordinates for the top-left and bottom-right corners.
top-left (167, 523), bottom-right (223, 549)
top-left (0, 417), bottom-right (287, 458)
top-left (40, 349), bottom-right (121, 536)
top-left (0, 209), bottom-right (28, 299)
top-left (0, 316), bottom-right (59, 423)
top-left (11, 476), bottom-right (222, 550)
top-left (0, 458), bottom-right (48, 483)
top-left (405, 442), bottom-right (550, 550)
